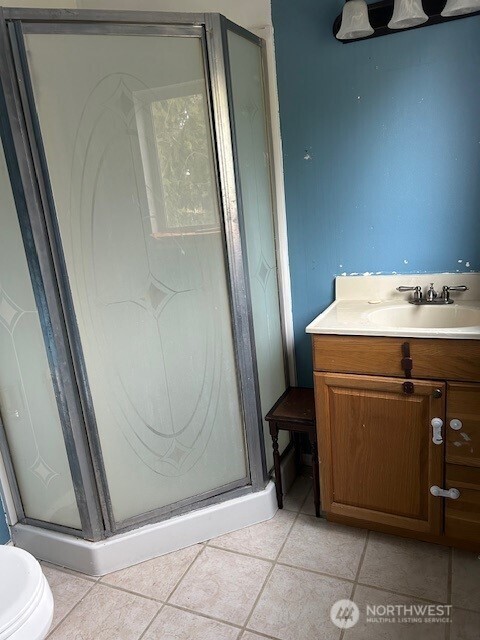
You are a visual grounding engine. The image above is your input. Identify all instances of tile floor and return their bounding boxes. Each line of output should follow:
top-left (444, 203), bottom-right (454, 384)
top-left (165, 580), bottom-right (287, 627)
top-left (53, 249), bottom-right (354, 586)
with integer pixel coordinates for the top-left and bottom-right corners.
top-left (43, 474), bottom-right (480, 639)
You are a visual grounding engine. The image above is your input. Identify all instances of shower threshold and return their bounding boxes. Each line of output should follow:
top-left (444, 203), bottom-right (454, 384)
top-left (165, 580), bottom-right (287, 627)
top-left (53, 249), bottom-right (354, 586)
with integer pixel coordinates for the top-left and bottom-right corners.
top-left (11, 481), bottom-right (277, 576)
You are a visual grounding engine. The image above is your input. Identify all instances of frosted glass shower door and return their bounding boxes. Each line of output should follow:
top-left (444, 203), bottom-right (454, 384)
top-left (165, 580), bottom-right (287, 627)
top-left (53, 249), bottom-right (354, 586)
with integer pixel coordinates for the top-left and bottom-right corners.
top-left (23, 29), bottom-right (247, 525)
top-left (0, 139), bottom-right (80, 529)
top-left (227, 29), bottom-right (289, 468)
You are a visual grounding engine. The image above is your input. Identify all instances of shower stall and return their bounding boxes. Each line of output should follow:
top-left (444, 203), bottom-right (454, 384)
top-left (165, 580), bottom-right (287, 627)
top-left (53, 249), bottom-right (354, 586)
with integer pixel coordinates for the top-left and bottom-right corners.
top-left (0, 8), bottom-right (290, 572)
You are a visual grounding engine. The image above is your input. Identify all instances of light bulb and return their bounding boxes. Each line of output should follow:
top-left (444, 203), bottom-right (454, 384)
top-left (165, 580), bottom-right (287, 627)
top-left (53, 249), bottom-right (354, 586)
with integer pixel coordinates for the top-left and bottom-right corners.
top-left (336, 0), bottom-right (374, 40)
top-left (441, 0), bottom-right (480, 16)
top-left (388, 0), bottom-right (428, 29)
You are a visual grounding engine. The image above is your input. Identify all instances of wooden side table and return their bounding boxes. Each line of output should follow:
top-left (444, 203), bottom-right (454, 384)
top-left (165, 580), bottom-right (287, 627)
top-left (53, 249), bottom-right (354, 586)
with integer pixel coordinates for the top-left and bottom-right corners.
top-left (265, 387), bottom-right (320, 517)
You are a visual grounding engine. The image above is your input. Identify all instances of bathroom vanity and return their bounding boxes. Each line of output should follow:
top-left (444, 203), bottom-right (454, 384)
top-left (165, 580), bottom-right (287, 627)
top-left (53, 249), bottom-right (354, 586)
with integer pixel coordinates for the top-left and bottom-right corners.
top-left (307, 274), bottom-right (480, 551)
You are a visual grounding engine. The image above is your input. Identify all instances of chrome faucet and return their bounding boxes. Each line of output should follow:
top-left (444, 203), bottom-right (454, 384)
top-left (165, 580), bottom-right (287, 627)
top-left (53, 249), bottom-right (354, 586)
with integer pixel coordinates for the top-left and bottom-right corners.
top-left (426, 283), bottom-right (437, 302)
top-left (397, 283), bottom-right (469, 305)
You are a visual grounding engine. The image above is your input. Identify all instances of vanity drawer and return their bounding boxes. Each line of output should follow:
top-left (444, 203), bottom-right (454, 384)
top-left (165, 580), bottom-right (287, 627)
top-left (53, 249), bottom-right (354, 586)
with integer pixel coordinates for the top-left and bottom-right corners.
top-left (312, 335), bottom-right (480, 381)
top-left (446, 383), bottom-right (480, 468)
top-left (445, 464), bottom-right (480, 543)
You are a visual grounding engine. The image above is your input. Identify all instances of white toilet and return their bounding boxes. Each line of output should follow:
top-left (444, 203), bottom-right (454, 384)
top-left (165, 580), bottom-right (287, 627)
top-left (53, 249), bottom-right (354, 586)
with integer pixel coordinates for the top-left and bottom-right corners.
top-left (0, 546), bottom-right (53, 640)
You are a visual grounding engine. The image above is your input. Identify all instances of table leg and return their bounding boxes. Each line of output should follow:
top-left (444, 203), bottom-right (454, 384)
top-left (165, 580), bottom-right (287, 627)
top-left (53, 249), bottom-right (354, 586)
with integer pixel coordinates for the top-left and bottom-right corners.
top-left (270, 423), bottom-right (283, 509)
top-left (310, 433), bottom-right (321, 517)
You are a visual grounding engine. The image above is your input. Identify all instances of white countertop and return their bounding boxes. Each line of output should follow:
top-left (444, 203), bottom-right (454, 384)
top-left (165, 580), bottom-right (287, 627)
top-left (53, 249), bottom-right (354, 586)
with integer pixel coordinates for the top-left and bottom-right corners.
top-left (306, 273), bottom-right (480, 340)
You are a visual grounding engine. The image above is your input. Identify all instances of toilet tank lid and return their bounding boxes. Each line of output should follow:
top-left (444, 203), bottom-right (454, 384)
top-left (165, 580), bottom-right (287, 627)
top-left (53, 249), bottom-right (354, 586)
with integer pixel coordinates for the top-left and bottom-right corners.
top-left (0, 546), bottom-right (45, 639)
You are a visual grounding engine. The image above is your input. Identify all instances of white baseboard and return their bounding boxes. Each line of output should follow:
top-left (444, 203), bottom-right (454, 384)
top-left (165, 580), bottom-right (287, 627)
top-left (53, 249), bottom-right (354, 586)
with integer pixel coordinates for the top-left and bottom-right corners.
top-left (12, 481), bottom-right (277, 576)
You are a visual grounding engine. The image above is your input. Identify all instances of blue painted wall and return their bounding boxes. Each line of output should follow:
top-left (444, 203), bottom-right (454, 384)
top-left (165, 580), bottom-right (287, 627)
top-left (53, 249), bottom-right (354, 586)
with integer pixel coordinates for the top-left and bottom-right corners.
top-left (272, 0), bottom-right (480, 385)
top-left (0, 498), bottom-right (9, 544)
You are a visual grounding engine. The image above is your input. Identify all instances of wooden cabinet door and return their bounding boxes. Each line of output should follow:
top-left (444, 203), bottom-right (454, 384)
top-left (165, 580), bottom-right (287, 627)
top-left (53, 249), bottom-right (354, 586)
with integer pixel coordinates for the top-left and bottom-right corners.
top-left (446, 383), bottom-right (480, 468)
top-left (315, 373), bottom-right (445, 534)
top-left (445, 465), bottom-right (480, 544)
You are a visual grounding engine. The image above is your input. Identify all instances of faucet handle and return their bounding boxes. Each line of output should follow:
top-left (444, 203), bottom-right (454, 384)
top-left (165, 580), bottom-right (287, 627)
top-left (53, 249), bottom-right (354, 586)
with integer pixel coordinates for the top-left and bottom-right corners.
top-left (443, 285), bottom-right (469, 292)
top-left (397, 285), bottom-right (422, 301)
top-left (442, 285), bottom-right (468, 303)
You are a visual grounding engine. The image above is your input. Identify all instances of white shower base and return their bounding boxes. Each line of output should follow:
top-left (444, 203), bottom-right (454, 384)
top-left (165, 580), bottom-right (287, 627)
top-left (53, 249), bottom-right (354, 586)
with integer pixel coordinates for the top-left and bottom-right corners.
top-left (11, 481), bottom-right (278, 576)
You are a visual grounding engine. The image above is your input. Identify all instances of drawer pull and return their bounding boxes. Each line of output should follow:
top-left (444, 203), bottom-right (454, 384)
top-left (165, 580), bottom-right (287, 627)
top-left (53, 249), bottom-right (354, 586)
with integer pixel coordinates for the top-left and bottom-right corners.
top-left (449, 419), bottom-right (463, 431)
top-left (431, 417), bottom-right (444, 445)
top-left (430, 486), bottom-right (460, 500)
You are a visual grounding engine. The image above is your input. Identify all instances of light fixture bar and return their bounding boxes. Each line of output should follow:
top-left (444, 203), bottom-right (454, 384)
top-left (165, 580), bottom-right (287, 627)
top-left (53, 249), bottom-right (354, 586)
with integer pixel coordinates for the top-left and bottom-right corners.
top-left (333, 0), bottom-right (480, 42)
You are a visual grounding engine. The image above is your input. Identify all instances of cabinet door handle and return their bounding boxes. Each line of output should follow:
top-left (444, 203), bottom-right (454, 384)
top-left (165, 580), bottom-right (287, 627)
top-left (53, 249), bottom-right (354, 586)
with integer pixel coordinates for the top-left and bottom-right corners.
top-left (430, 486), bottom-right (460, 500)
top-left (431, 417), bottom-right (444, 445)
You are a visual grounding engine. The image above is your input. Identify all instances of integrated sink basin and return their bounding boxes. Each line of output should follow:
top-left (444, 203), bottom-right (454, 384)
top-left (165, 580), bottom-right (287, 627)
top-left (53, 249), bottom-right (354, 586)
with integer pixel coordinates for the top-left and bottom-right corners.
top-left (368, 304), bottom-right (480, 330)
top-left (306, 273), bottom-right (480, 340)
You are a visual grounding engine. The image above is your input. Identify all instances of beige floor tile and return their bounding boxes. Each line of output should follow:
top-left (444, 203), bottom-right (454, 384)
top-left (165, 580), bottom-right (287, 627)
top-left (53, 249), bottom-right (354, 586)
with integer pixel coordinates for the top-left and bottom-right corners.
top-left (344, 585), bottom-right (447, 640)
top-left (450, 608), bottom-right (480, 640)
top-left (248, 563), bottom-right (350, 640)
top-left (142, 605), bottom-right (240, 640)
top-left (209, 510), bottom-right (295, 560)
top-left (242, 633), bottom-right (274, 640)
top-left (358, 533), bottom-right (449, 602)
top-left (278, 515), bottom-right (367, 580)
top-left (41, 561), bottom-right (98, 582)
top-left (282, 475), bottom-right (311, 512)
top-left (43, 565), bottom-right (93, 631)
top-left (48, 583), bottom-right (158, 640)
top-left (169, 546), bottom-right (271, 626)
top-left (101, 544), bottom-right (201, 601)
top-left (451, 550), bottom-right (480, 612)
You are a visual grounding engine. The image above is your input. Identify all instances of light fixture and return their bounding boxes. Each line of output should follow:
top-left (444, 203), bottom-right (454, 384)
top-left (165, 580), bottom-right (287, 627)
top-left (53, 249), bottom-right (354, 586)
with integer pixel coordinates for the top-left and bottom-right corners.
top-left (441, 0), bottom-right (480, 16)
top-left (388, 0), bottom-right (429, 29)
top-left (334, 0), bottom-right (480, 43)
top-left (336, 0), bottom-right (374, 40)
